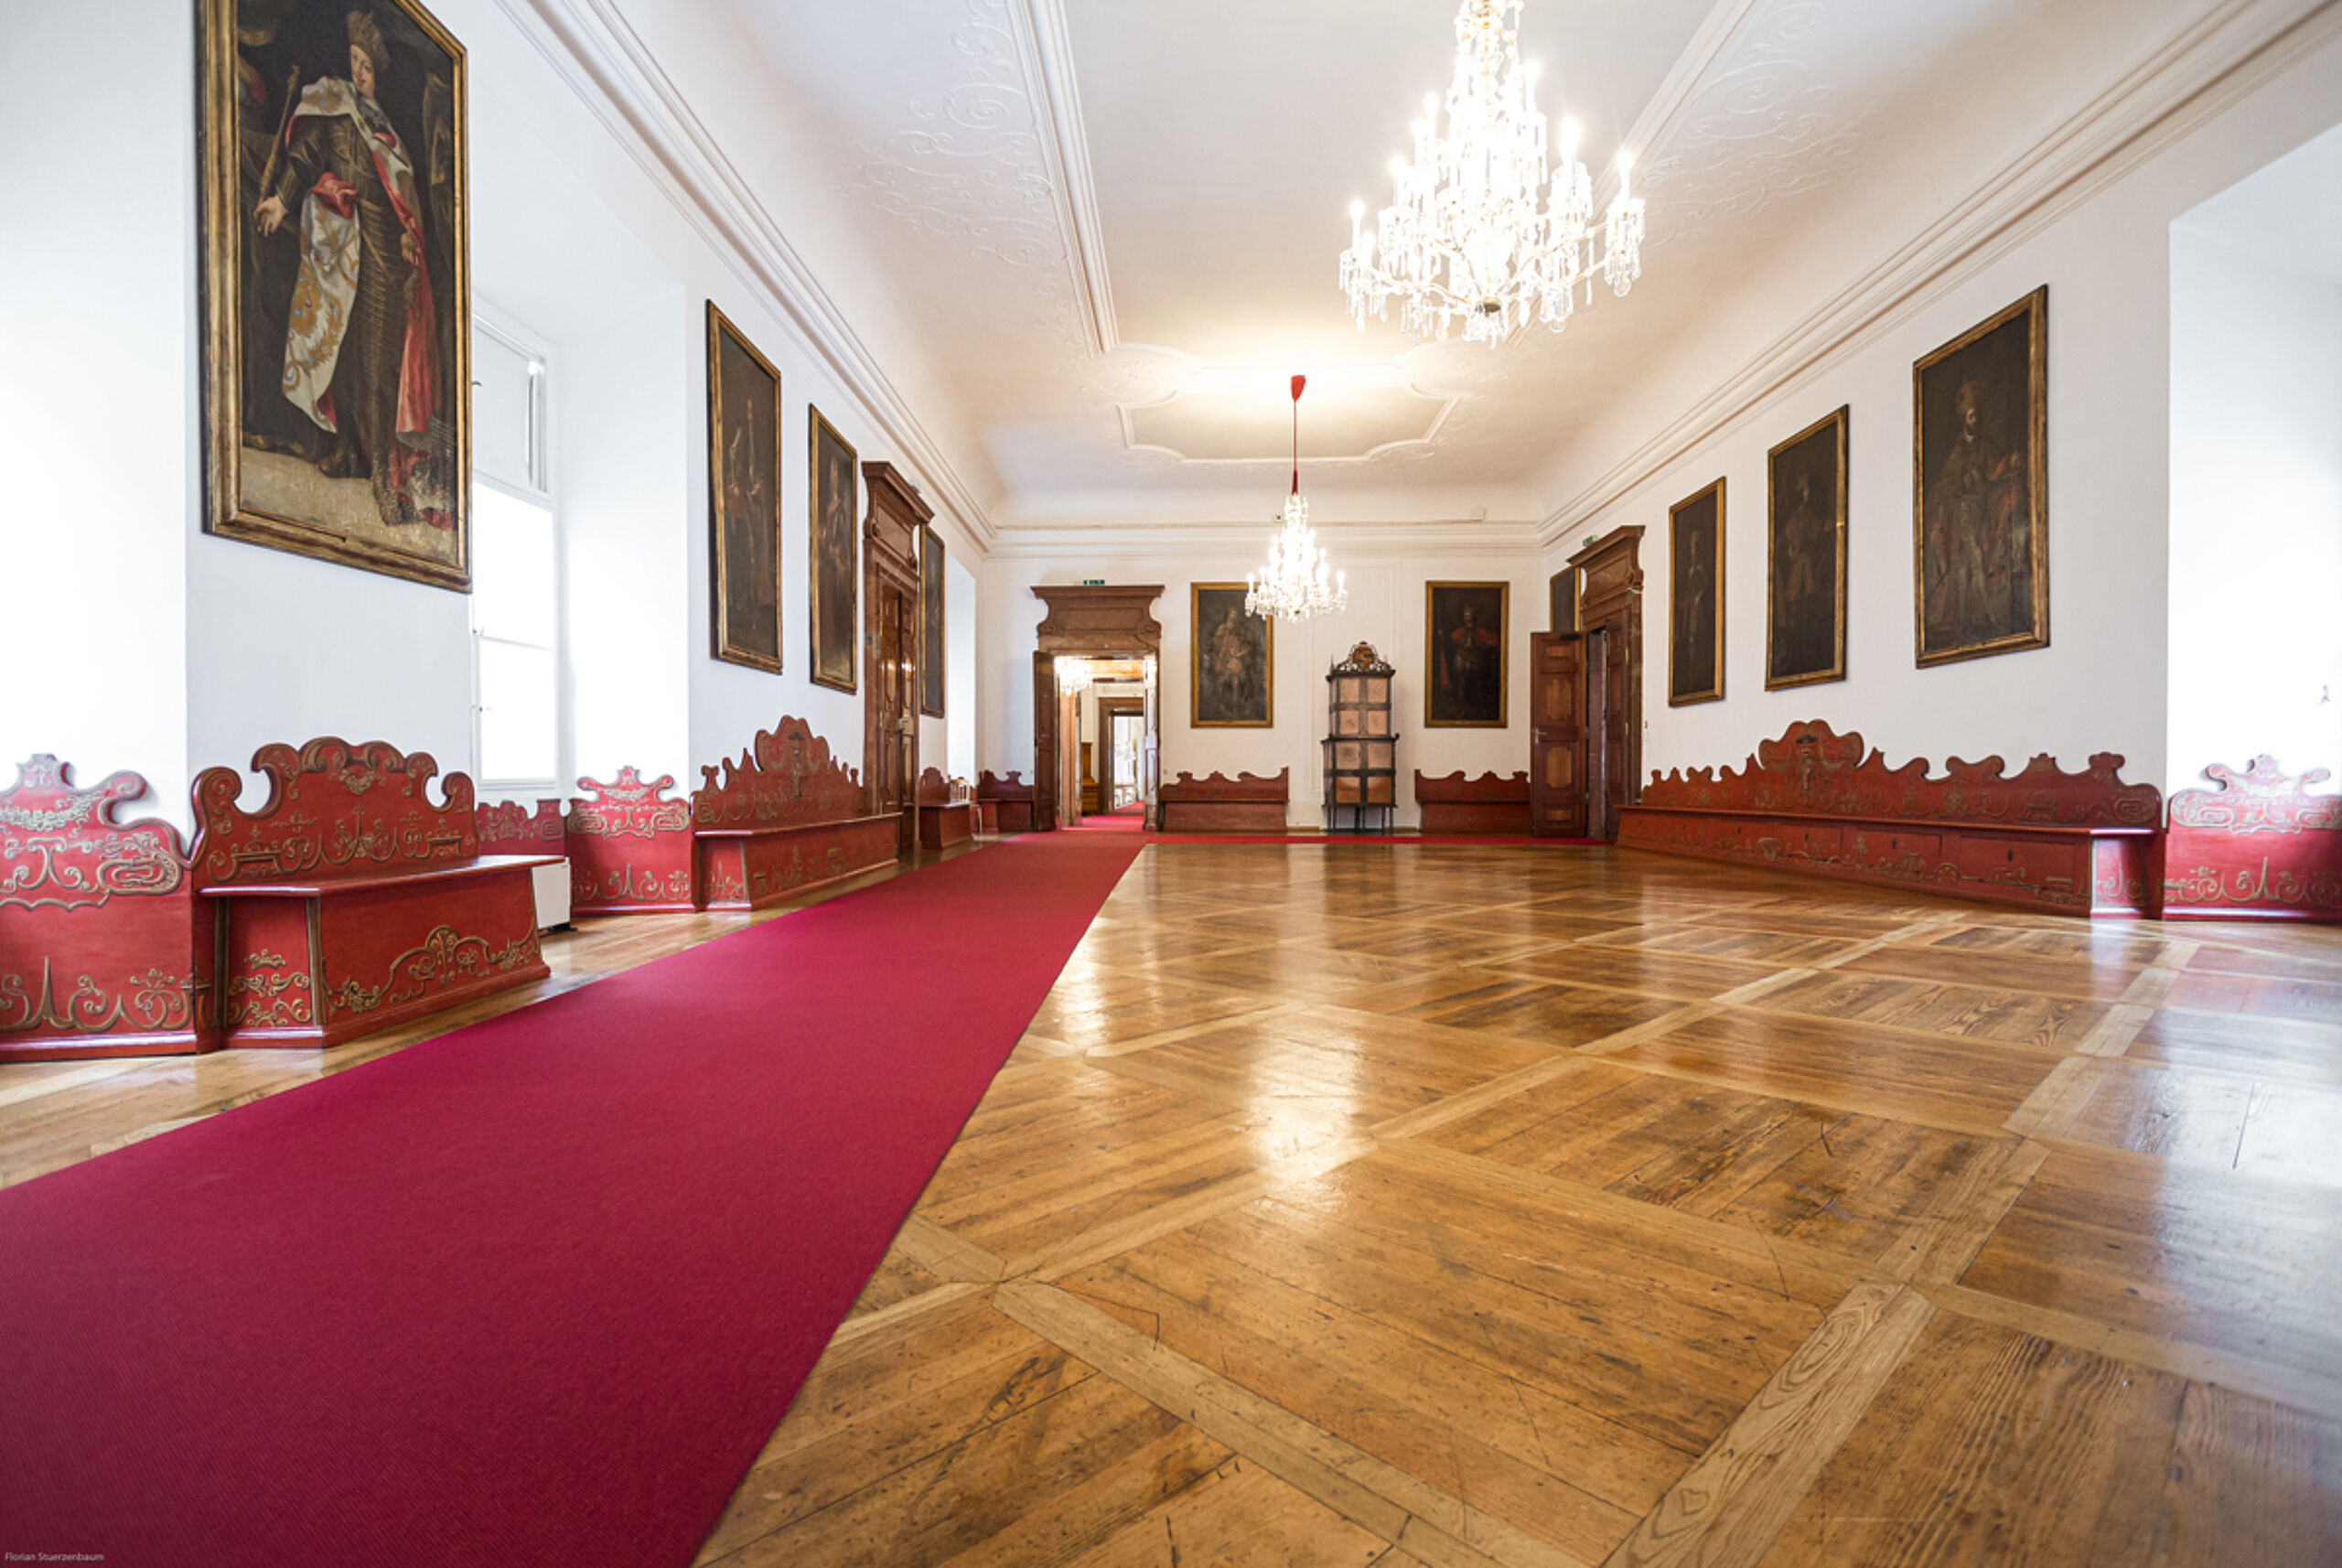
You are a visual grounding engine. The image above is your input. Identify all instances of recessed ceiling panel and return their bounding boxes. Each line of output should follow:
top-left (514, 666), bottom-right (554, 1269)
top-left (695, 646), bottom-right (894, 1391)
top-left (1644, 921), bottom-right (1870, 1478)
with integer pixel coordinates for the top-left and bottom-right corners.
top-left (1126, 382), bottom-right (1446, 462)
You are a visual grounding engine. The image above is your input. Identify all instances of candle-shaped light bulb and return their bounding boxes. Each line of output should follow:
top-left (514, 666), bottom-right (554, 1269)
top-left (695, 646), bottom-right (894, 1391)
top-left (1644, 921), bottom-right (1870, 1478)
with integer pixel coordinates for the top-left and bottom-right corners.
top-left (1617, 149), bottom-right (1634, 199)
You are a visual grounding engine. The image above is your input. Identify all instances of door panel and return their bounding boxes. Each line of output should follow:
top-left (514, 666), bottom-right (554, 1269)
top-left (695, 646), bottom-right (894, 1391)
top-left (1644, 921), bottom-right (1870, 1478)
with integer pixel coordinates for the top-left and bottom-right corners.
top-left (1031, 651), bottom-right (1058, 831)
top-left (1529, 632), bottom-right (1587, 839)
top-left (1585, 629), bottom-right (1611, 842)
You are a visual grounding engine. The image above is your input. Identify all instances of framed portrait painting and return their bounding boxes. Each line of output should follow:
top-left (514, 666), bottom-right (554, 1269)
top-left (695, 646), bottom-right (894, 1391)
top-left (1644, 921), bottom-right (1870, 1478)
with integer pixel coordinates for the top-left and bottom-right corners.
top-left (1190, 585), bottom-right (1272, 727)
top-left (1914, 287), bottom-right (2048, 666)
top-left (809, 407), bottom-right (859, 693)
top-left (1668, 479), bottom-right (1724, 706)
top-left (1425, 582), bottom-right (1508, 727)
top-left (199, 0), bottom-right (470, 588)
top-left (706, 304), bottom-right (783, 672)
top-left (919, 526), bottom-right (946, 717)
top-left (1767, 407), bottom-right (1849, 689)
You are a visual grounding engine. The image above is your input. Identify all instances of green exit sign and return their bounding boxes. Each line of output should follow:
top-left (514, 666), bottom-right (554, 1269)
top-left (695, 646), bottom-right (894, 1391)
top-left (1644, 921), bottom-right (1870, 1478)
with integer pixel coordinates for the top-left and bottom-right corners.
top-left (1082, 578), bottom-right (1104, 586)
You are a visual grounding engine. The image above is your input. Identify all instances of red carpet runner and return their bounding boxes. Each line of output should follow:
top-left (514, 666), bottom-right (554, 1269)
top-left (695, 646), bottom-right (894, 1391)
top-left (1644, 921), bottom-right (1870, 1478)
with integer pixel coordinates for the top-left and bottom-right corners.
top-left (0, 830), bottom-right (1146, 1566)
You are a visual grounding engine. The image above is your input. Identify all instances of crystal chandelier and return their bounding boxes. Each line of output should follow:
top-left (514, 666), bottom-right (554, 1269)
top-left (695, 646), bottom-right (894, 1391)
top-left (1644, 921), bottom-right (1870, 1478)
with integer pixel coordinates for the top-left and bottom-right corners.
top-left (1339, 0), bottom-right (1646, 347)
top-left (1246, 376), bottom-right (1348, 623)
top-left (1054, 656), bottom-right (1093, 693)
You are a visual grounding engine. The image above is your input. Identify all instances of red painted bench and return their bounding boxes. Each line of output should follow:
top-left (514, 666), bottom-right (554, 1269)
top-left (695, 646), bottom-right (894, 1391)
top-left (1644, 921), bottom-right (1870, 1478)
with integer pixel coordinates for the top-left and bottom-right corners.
top-left (1, 756), bottom-right (215, 1061)
top-left (1619, 720), bottom-right (2161, 917)
top-left (693, 718), bottom-right (896, 909)
top-left (918, 768), bottom-right (978, 850)
top-left (191, 739), bottom-right (559, 1047)
top-left (1158, 768), bottom-right (1289, 832)
top-left (978, 771), bottom-right (1037, 834)
top-left (1413, 770), bottom-right (1531, 834)
top-left (2162, 757), bottom-right (2342, 921)
top-left (561, 768), bottom-right (696, 915)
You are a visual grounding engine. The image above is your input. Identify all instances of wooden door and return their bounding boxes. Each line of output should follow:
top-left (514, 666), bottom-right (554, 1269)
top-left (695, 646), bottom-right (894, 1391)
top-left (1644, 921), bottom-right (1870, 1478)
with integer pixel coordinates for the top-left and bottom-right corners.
top-left (1529, 632), bottom-right (1588, 838)
top-left (1031, 651), bottom-right (1058, 832)
top-left (877, 585), bottom-right (914, 853)
top-left (1585, 629), bottom-right (1612, 841)
top-left (1601, 622), bottom-right (1635, 834)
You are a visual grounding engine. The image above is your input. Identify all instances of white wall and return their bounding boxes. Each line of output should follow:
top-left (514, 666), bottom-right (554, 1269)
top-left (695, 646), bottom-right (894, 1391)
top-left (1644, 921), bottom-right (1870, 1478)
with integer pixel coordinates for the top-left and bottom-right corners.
top-left (560, 290), bottom-right (693, 795)
top-left (2168, 229), bottom-right (2342, 790)
top-left (945, 555), bottom-right (977, 779)
top-left (982, 541), bottom-right (1543, 827)
top-left (0, 0), bottom-right (193, 821)
top-left (1551, 31), bottom-right (2342, 795)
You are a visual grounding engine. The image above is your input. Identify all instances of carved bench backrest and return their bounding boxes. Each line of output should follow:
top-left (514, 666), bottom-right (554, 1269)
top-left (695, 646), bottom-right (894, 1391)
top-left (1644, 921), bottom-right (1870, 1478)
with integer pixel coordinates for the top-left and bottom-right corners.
top-left (568, 768), bottom-right (692, 840)
top-left (190, 738), bottom-right (478, 889)
top-left (1641, 720), bottom-right (2160, 827)
top-left (2, 755), bottom-right (209, 1043)
top-left (1159, 768), bottom-right (1291, 802)
top-left (693, 717), bottom-right (864, 831)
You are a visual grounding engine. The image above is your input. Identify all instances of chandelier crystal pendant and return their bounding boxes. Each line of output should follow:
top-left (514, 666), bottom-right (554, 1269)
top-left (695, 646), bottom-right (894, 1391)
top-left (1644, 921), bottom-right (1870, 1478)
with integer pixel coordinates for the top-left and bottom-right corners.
top-left (1339, 0), bottom-right (1646, 348)
top-left (1246, 376), bottom-right (1348, 623)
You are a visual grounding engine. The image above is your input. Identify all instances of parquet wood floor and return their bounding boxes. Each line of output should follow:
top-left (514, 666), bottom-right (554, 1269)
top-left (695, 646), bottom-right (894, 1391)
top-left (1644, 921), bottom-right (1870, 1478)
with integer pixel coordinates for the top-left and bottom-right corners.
top-left (7, 842), bottom-right (2341, 1565)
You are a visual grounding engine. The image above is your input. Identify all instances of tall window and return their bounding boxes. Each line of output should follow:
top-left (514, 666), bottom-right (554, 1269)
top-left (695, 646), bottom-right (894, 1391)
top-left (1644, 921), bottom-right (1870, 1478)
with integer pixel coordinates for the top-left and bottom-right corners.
top-left (472, 487), bottom-right (557, 790)
top-left (470, 320), bottom-right (556, 796)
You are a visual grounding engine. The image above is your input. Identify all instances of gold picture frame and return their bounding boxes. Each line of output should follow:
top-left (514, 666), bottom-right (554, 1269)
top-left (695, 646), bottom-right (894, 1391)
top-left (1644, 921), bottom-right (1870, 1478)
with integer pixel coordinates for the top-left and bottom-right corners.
top-left (919, 525), bottom-right (946, 718)
top-left (199, 0), bottom-right (471, 589)
top-left (1914, 287), bottom-right (2049, 667)
top-left (1667, 478), bottom-right (1725, 706)
top-left (1766, 407), bottom-right (1850, 690)
top-left (1424, 581), bottom-right (1509, 727)
top-left (1190, 583), bottom-right (1273, 727)
top-left (706, 302), bottom-right (783, 673)
top-left (808, 405), bottom-right (860, 693)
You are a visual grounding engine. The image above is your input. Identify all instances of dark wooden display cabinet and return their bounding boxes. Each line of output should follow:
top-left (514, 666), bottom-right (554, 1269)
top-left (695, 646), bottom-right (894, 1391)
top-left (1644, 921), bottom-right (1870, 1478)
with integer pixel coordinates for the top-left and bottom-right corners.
top-left (1323, 642), bottom-right (1398, 833)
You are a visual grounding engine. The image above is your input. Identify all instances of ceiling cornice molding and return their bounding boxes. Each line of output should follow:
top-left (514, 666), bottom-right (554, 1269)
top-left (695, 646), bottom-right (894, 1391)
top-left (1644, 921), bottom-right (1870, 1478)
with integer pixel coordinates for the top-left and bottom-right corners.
top-left (1012, 0), bottom-right (1119, 354)
top-left (987, 518), bottom-right (1544, 562)
top-left (493, 0), bottom-right (1001, 550)
top-left (1534, 0), bottom-right (2342, 549)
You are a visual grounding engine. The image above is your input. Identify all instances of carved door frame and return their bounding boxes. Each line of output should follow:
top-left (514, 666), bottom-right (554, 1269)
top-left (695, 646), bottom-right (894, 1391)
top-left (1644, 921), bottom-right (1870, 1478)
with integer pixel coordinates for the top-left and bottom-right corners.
top-left (1030, 585), bottom-right (1166, 830)
top-left (863, 462), bottom-right (930, 855)
top-left (1566, 526), bottom-right (1645, 841)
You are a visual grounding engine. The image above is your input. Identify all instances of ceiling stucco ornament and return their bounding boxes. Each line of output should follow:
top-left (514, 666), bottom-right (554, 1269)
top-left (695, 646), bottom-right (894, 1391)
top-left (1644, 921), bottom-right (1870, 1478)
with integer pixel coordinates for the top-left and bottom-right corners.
top-left (1638, 0), bottom-right (1863, 249)
top-left (844, 0), bottom-right (1080, 335)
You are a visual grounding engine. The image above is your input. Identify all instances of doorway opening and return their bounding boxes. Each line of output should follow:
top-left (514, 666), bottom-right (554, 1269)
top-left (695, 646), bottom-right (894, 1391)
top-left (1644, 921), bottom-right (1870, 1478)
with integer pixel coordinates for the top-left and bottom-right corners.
top-left (1529, 526), bottom-right (1644, 840)
top-left (1029, 585), bottom-right (1166, 831)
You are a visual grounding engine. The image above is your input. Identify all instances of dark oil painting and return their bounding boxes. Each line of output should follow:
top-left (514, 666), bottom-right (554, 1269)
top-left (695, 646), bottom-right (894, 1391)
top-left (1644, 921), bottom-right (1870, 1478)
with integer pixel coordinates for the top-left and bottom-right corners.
top-left (708, 305), bottom-right (782, 673)
top-left (1668, 480), bottom-right (1724, 706)
top-left (810, 408), bottom-right (859, 693)
top-left (1767, 407), bottom-right (1849, 689)
top-left (201, 0), bottom-right (468, 587)
top-left (920, 526), bottom-right (946, 717)
top-left (1550, 567), bottom-right (1577, 634)
top-left (1425, 582), bottom-right (1508, 727)
top-left (1191, 585), bottom-right (1272, 727)
top-left (1914, 287), bottom-right (2048, 666)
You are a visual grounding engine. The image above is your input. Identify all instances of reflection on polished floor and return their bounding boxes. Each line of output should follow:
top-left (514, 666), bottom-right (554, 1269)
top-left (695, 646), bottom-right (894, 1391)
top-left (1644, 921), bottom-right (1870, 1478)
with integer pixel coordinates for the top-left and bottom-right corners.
top-left (8, 843), bottom-right (2342, 1564)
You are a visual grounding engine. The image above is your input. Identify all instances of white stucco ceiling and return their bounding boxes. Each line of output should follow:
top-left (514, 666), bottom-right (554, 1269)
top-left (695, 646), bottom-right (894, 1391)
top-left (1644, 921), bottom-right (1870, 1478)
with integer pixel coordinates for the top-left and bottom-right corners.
top-left (624, 0), bottom-right (2272, 532)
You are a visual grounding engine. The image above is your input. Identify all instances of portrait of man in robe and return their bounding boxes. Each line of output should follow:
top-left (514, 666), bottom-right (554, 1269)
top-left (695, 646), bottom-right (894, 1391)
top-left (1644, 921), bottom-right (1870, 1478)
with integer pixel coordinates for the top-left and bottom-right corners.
top-left (810, 410), bottom-right (860, 693)
top-left (707, 304), bottom-right (782, 673)
top-left (200, 0), bottom-right (468, 588)
top-left (1190, 585), bottom-right (1272, 727)
top-left (919, 527), bottom-right (947, 718)
top-left (1914, 288), bottom-right (2049, 666)
top-left (1766, 406), bottom-right (1849, 690)
top-left (1668, 479), bottom-right (1725, 706)
top-left (1425, 582), bottom-right (1508, 727)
